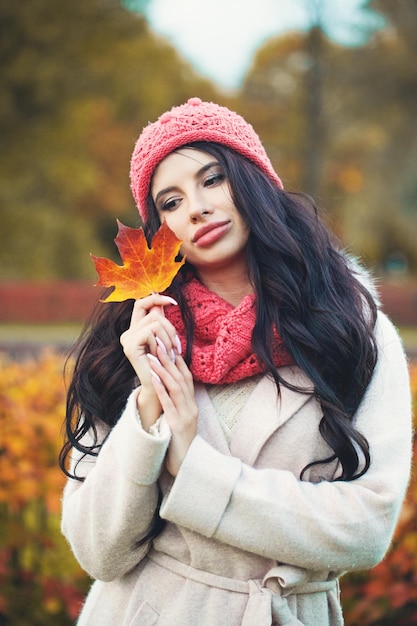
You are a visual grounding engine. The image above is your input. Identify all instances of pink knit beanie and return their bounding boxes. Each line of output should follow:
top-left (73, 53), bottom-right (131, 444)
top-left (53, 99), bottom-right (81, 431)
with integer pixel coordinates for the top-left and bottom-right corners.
top-left (130, 97), bottom-right (283, 221)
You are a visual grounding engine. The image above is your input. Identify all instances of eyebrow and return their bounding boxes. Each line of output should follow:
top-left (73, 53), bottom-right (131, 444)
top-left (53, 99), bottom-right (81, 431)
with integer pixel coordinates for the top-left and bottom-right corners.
top-left (153, 160), bottom-right (220, 205)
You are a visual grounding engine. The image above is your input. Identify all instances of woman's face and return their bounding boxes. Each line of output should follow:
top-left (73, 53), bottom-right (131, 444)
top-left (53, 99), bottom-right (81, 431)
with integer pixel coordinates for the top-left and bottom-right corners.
top-left (151, 148), bottom-right (249, 274)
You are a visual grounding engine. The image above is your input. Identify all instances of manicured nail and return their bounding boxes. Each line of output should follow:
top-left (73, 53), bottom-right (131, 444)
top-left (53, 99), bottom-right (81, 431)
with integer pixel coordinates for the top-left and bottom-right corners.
top-left (150, 370), bottom-right (162, 384)
top-left (155, 336), bottom-right (168, 354)
top-left (164, 296), bottom-right (178, 306)
top-left (146, 353), bottom-right (161, 366)
top-left (175, 335), bottom-right (182, 355)
top-left (170, 349), bottom-right (176, 363)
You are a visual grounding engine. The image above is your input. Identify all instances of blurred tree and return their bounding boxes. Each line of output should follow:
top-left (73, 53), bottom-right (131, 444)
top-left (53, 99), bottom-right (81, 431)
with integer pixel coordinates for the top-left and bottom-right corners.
top-left (0, 0), bottom-right (219, 279)
top-left (329, 0), bottom-right (417, 271)
top-left (237, 33), bottom-right (307, 187)
top-left (236, 0), bottom-right (417, 272)
top-left (238, 0), bottom-right (384, 195)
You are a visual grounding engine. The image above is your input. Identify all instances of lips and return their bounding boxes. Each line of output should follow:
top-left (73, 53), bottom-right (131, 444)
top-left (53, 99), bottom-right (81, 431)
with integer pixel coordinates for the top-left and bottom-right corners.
top-left (192, 221), bottom-right (231, 245)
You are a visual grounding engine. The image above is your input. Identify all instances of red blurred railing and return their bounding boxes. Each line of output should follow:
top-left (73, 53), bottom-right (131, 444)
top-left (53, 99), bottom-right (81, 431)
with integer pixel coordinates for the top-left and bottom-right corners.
top-left (0, 282), bottom-right (99, 324)
top-left (0, 280), bottom-right (416, 325)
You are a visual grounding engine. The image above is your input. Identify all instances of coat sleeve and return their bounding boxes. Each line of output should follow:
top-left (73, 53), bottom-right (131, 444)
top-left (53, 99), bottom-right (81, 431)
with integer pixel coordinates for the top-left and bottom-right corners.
top-left (61, 389), bottom-right (171, 581)
top-left (160, 312), bottom-right (413, 572)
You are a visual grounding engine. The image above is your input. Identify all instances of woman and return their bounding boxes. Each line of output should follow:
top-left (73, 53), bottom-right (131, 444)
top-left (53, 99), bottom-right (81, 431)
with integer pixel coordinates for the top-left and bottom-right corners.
top-left (60, 98), bottom-right (412, 625)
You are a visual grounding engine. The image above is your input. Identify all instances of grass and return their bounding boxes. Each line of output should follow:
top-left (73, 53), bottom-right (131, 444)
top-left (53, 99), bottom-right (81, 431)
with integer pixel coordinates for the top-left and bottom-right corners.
top-left (0, 323), bottom-right (82, 343)
top-left (0, 323), bottom-right (416, 356)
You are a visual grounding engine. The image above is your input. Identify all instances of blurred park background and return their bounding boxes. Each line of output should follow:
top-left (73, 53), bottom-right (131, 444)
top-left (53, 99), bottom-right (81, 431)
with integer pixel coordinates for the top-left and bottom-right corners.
top-left (0, 0), bottom-right (416, 624)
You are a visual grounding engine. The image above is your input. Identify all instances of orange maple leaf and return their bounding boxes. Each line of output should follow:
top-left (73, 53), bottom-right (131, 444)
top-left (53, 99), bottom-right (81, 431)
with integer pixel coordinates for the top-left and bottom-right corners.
top-left (91, 221), bottom-right (185, 302)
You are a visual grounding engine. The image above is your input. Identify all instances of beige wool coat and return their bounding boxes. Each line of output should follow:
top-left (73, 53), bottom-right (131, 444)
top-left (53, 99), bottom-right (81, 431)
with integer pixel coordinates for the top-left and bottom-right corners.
top-left (62, 311), bottom-right (412, 626)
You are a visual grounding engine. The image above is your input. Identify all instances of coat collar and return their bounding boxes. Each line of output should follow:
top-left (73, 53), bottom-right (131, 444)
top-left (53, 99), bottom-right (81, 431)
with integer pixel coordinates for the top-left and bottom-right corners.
top-left (195, 366), bottom-right (314, 466)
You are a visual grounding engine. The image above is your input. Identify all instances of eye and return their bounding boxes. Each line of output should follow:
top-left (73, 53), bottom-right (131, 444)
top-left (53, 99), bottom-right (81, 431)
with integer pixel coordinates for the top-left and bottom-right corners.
top-left (159, 196), bottom-right (181, 212)
top-left (203, 170), bottom-right (226, 188)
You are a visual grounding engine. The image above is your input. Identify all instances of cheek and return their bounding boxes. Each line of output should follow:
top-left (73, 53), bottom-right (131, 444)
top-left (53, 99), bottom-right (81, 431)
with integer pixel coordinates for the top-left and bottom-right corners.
top-left (160, 214), bottom-right (184, 240)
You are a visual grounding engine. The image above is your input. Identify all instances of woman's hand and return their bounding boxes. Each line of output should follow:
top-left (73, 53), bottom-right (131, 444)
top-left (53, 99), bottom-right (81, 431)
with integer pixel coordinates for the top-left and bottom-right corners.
top-left (120, 293), bottom-right (182, 431)
top-left (147, 348), bottom-right (198, 477)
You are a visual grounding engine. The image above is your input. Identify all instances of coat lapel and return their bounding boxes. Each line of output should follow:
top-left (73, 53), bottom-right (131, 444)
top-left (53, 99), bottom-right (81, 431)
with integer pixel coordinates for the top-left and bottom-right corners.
top-left (230, 367), bottom-right (314, 465)
top-left (195, 367), bottom-right (314, 466)
top-left (194, 384), bottom-right (232, 456)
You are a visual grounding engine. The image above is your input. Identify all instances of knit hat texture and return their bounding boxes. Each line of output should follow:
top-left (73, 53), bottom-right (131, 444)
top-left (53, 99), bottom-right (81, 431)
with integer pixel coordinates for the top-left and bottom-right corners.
top-left (130, 97), bottom-right (283, 221)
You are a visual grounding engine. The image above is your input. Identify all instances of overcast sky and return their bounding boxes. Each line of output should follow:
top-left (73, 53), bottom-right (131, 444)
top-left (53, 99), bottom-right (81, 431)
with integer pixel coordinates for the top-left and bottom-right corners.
top-left (145, 0), bottom-right (384, 89)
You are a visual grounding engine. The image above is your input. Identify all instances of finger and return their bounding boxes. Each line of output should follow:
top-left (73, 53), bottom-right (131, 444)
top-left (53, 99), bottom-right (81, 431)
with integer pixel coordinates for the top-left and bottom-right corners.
top-left (147, 351), bottom-right (184, 394)
top-left (150, 369), bottom-right (162, 385)
top-left (145, 324), bottom-right (176, 359)
top-left (129, 294), bottom-right (178, 325)
top-left (173, 355), bottom-right (193, 382)
top-left (122, 315), bottom-right (177, 359)
top-left (145, 318), bottom-right (181, 358)
top-left (149, 364), bottom-right (176, 411)
top-left (161, 354), bottom-right (194, 397)
top-left (155, 336), bottom-right (176, 362)
top-left (150, 373), bottom-right (191, 428)
top-left (148, 351), bottom-right (195, 414)
top-left (136, 309), bottom-right (179, 346)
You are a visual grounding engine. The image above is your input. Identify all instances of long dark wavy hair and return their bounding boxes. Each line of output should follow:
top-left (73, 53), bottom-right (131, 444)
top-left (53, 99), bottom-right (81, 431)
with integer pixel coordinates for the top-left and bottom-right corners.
top-left (60, 141), bottom-right (378, 496)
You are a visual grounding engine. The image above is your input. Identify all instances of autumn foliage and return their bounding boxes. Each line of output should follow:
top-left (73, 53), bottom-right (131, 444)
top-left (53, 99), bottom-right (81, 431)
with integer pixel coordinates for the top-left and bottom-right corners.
top-left (0, 351), bottom-right (89, 625)
top-left (0, 351), bottom-right (416, 625)
top-left (91, 221), bottom-right (185, 302)
top-left (341, 360), bottom-right (417, 625)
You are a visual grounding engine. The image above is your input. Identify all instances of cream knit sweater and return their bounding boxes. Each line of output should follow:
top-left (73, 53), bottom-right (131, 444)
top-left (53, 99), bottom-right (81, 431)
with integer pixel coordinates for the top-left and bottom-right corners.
top-left (207, 376), bottom-right (262, 444)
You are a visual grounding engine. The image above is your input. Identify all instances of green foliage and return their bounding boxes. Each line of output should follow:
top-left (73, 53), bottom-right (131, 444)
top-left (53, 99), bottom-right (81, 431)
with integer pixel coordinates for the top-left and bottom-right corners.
top-left (235, 1), bottom-right (417, 272)
top-left (0, 0), bottom-right (219, 280)
top-left (2, 0), bottom-right (416, 278)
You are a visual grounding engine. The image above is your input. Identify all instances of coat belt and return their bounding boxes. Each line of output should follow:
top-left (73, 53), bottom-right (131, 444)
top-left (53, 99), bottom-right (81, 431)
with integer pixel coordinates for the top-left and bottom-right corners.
top-left (148, 550), bottom-right (337, 626)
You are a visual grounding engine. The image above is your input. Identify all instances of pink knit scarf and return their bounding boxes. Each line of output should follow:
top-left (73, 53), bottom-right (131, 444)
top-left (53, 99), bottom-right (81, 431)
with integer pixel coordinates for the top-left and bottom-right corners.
top-left (165, 279), bottom-right (293, 384)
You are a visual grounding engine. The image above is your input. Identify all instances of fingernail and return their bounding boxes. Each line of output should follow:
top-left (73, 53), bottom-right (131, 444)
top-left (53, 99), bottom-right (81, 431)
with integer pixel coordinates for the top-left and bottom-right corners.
top-left (175, 335), bottom-right (182, 355)
top-left (170, 349), bottom-right (176, 363)
top-left (155, 336), bottom-right (168, 354)
top-left (165, 296), bottom-right (178, 306)
top-left (150, 370), bottom-right (162, 384)
top-left (146, 353), bottom-right (161, 366)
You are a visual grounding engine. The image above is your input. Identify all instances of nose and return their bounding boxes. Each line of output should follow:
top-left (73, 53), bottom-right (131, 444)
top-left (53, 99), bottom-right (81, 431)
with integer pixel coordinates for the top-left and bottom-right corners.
top-left (189, 195), bottom-right (213, 223)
